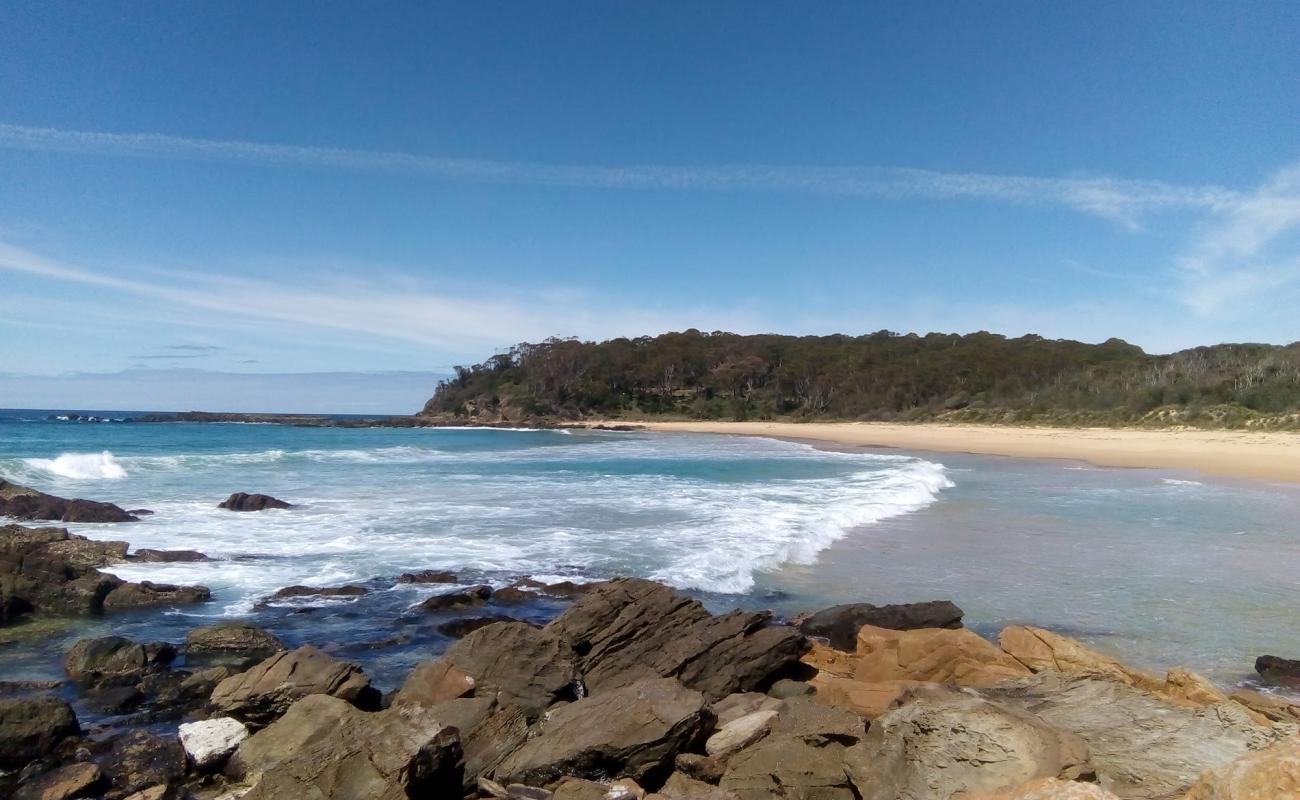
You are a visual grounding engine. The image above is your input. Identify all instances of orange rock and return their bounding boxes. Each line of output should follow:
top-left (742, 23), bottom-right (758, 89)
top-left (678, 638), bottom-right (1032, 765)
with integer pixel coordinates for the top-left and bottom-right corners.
top-left (392, 658), bottom-right (476, 707)
top-left (966, 777), bottom-right (1120, 799)
top-left (801, 640), bottom-right (857, 678)
top-left (998, 627), bottom-right (1250, 716)
top-left (853, 624), bottom-right (1032, 688)
top-left (1228, 688), bottom-right (1300, 723)
top-left (808, 673), bottom-right (930, 719)
top-left (998, 626), bottom-right (1154, 687)
top-left (1163, 667), bottom-right (1230, 707)
top-left (1182, 736), bottom-right (1300, 799)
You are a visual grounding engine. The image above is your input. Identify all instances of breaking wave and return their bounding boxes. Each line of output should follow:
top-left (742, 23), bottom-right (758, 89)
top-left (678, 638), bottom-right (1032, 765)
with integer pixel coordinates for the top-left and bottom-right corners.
top-left (22, 451), bottom-right (128, 480)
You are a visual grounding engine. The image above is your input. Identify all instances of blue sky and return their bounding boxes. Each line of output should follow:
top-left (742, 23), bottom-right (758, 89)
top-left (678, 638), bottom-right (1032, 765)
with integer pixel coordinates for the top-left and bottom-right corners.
top-left (1, 2), bottom-right (1299, 412)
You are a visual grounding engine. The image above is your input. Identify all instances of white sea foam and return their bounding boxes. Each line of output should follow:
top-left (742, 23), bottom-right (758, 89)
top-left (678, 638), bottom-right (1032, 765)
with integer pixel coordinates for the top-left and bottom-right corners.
top-left (23, 451), bottom-right (128, 480)
top-left (1162, 478), bottom-right (1204, 487)
top-left (65, 432), bottom-right (954, 611)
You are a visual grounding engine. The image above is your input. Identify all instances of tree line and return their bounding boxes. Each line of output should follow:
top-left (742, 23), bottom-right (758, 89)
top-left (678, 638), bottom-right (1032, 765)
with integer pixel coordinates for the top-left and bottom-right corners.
top-left (420, 330), bottom-right (1300, 427)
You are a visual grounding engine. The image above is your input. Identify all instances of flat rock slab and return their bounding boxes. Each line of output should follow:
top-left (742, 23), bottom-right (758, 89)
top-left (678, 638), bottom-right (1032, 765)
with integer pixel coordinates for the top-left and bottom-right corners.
top-left (233, 693), bottom-right (463, 800)
top-left (985, 673), bottom-right (1287, 799)
top-left (209, 644), bottom-right (379, 726)
top-left (545, 577), bottom-right (809, 700)
top-left (845, 684), bottom-right (1091, 800)
top-left (494, 677), bottom-right (707, 787)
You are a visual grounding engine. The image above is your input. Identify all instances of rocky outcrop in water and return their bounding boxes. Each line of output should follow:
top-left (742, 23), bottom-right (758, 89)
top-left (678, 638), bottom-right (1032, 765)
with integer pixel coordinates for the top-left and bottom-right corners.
top-left (0, 479), bottom-right (139, 523)
top-left (1, 524), bottom-right (210, 625)
top-left (217, 492), bottom-right (292, 511)
top-left (418, 584), bottom-right (494, 611)
top-left (798, 599), bottom-right (963, 650)
top-left (129, 548), bottom-right (209, 563)
top-left (1255, 653), bottom-right (1300, 686)
top-left (63, 636), bottom-right (176, 687)
top-left (185, 621), bottom-right (285, 668)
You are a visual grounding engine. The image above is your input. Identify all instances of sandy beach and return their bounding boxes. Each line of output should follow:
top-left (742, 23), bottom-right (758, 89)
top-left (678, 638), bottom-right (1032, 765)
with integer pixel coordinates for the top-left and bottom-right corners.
top-left (625, 421), bottom-right (1300, 483)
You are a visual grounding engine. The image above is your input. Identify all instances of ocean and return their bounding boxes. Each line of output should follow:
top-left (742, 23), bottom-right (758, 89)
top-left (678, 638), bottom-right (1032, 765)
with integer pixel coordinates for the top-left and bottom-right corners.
top-left (2, 409), bottom-right (1298, 706)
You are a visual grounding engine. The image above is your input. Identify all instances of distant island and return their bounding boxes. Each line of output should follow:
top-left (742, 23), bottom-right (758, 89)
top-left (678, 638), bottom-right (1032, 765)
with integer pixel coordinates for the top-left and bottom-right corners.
top-left (420, 330), bottom-right (1300, 429)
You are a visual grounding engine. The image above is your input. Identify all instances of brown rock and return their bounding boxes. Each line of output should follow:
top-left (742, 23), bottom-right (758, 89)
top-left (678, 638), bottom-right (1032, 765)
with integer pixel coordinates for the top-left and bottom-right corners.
top-left (418, 584), bottom-right (493, 611)
top-left (765, 678), bottom-right (814, 699)
top-left (1229, 688), bottom-right (1300, 723)
top-left (999, 626), bottom-right (1240, 713)
top-left (232, 693), bottom-right (463, 800)
top-left (130, 549), bottom-right (209, 562)
top-left (799, 599), bottom-right (964, 650)
top-left (185, 621), bottom-right (284, 665)
top-left (396, 569), bottom-right (458, 584)
top-left (493, 677), bottom-right (708, 787)
top-left (674, 753), bottom-right (726, 784)
top-left (209, 644), bottom-right (380, 726)
top-left (12, 761), bottom-right (106, 800)
top-left (492, 586), bottom-right (532, 604)
top-left (97, 731), bottom-right (186, 796)
top-left (719, 734), bottom-right (855, 800)
top-left (393, 660), bottom-right (477, 707)
top-left (853, 624), bottom-right (1032, 687)
top-left (1182, 735), bottom-right (1300, 799)
top-left (708, 692), bottom-right (780, 727)
top-left (808, 673), bottom-right (931, 719)
top-left (0, 480), bottom-right (138, 523)
top-left (102, 580), bottom-right (211, 609)
top-left (217, 492), bottom-right (291, 511)
top-left (661, 772), bottom-right (742, 799)
top-left (0, 695), bottom-right (80, 769)
top-left (999, 626), bottom-right (1159, 686)
top-left (437, 614), bottom-right (519, 638)
top-left (969, 778), bottom-right (1122, 799)
top-left (985, 672), bottom-right (1287, 799)
top-left (552, 777), bottom-right (611, 800)
top-left (63, 636), bottom-right (174, 686)
top-left (265, 584), bottom-right (369, 600)
top-left (1, 524), bottom-right (128, 621)
top-left (844, 685), bottom-right (1091, 799)
top-left (540, 580), bottom-right (595, 597)
top-left (436, 621), bottom-right (578, 719)
top-left (768, 696), bottom-right (866, 744)
top-left (546, 577), bottom-right (809, 700)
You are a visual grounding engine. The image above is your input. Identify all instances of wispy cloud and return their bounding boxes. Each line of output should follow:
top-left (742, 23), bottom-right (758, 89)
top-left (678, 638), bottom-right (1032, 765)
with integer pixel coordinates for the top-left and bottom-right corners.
top-left (0, 241), bottom-right (764, 352)
top-left (1175, 161), bottom-right (1300, 314)
top-left (0, 123), bottom-right (1239, 227)
top-left (165, 343), bottom-right (225, 352)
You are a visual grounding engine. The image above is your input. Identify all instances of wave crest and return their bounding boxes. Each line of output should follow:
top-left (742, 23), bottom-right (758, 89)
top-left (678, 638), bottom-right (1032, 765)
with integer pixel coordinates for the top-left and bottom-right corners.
top-left (24, 451), bottom-right (128, 480)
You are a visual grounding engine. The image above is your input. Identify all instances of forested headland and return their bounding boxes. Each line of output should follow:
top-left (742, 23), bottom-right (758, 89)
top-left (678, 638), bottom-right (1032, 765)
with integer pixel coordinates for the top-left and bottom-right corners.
top-left (419, 330), bottom-right (1300, 428)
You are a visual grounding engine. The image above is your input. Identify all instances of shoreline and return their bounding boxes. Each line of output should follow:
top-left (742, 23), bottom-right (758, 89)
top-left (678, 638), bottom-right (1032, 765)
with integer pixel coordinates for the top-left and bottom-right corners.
top-left (617, 420), bottom-right (1300, 484)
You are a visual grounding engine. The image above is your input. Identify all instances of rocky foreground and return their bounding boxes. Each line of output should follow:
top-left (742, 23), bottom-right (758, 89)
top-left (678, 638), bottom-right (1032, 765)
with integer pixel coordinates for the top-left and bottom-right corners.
top-left (3, 557), bottom-right (1300, 800)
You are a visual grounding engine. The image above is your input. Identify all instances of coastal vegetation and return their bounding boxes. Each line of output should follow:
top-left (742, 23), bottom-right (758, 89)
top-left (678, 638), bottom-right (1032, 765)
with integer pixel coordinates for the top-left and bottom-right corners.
top-left (421, 330), bottom-right (1300, 428)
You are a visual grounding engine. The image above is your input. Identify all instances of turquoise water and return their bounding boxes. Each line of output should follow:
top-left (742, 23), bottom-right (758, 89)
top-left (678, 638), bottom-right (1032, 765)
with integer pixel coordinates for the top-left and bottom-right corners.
top-left (2, 409), bottom-right (1298, 698)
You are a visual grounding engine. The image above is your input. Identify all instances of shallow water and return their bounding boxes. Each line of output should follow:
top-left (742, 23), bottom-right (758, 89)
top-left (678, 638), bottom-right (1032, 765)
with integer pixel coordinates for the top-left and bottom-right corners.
top-left (2, 409), bottom-right (1297, 705)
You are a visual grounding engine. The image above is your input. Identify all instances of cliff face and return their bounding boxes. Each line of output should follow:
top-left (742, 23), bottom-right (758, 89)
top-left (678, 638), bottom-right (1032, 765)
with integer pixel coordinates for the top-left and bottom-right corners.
top-left (420, 331), bottom-right (1300, 427)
